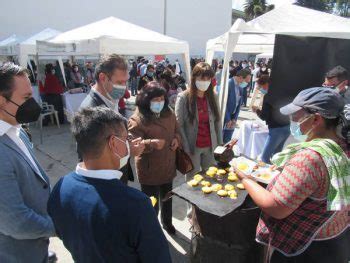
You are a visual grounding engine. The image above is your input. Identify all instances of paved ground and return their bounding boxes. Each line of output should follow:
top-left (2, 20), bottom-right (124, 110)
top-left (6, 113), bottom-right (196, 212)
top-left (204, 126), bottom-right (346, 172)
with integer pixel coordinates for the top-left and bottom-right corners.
top-left (29, 99), bottom-right (272, 262)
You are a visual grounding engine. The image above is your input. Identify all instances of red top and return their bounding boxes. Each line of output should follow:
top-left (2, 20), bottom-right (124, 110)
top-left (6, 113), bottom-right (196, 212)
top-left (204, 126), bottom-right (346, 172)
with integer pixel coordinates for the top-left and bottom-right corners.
top-left (44, 74), bottom-right (64, 95)
top-left (118, 88), bottom-right (131, 110)
top-left (196, 96), bottom-right (212, 148)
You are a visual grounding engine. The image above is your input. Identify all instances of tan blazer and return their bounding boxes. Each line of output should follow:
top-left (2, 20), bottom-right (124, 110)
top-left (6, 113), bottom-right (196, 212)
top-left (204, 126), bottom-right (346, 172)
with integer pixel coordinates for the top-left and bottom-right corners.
top-left (128, 110), bottom-right (181, 185)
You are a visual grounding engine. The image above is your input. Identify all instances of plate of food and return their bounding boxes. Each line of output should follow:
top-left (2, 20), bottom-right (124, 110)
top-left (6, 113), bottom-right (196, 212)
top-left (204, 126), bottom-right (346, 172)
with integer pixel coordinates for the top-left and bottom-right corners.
top-left (251, 168), bottom-right (280, 184)
top-left (229, 157), bottom-right (257, 175)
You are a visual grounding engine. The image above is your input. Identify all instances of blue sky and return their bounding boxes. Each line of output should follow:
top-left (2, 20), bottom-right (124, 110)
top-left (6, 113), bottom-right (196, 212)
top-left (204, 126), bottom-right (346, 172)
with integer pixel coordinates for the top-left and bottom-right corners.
top-left (232, 0), bottom-right (296, 11)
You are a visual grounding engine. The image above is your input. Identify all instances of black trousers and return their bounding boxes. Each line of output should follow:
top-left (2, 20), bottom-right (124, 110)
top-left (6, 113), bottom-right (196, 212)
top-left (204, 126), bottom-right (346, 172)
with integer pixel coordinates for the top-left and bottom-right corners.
top-left (44, 94), bottom-right (65, 124)
top-left (270, 228), bottom-right (350, 263)
top-left (141, 182), bottom-right (173, 226)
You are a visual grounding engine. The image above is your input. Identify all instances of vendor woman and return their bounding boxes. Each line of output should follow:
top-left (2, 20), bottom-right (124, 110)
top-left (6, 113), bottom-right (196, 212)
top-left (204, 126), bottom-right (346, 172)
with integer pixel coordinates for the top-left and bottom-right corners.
top-left (235, 87), bottom-right (350, 263)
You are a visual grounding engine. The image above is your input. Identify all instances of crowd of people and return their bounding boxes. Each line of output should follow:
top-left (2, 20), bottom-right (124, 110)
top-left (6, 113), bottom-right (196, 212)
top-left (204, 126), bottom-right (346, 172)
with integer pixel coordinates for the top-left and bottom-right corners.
top-left (0, 52), bottom-right (349, 263)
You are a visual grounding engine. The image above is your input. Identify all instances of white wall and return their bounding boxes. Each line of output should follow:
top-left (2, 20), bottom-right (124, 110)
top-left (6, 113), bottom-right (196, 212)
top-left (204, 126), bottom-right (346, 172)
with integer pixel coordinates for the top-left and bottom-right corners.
top-left (0, 0), bottom-right (232, 56)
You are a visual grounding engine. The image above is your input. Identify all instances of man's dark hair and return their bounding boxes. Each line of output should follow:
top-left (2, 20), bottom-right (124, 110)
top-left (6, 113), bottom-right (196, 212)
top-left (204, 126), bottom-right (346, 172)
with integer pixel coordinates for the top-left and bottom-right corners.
top-left (0, 62), bottom-right (28, 100)
top-left (147, 64), bottom-right (155, 71)
top-left (95, 54), bottom-right (128, 82)
top-left (71, 107), bottom-right (126, 159)
top-left (236, 68), bottom-right (251, 79)
top-left (326, 65), bottom-right (348, 82)
top-left (257, 74), bottom-right (270, 85)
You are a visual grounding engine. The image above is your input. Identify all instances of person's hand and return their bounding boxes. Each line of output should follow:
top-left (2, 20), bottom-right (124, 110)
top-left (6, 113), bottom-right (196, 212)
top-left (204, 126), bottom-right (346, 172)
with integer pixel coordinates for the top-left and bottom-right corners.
top-left (170, 138), bottom-right (179, 151)
top-left (226, 120), bottom-right (236, 129)
top-left (152, 139), bottom-right (166, 150)
top-left (130, 137), bottom-right (145, 156)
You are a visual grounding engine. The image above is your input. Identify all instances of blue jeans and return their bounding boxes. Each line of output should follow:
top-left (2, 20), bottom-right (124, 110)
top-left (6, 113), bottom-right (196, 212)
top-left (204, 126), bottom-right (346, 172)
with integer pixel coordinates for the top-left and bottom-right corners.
top-left (223, 129), bottom-right (234, 144)
top-left (261, 125), bottom-right (290, 163)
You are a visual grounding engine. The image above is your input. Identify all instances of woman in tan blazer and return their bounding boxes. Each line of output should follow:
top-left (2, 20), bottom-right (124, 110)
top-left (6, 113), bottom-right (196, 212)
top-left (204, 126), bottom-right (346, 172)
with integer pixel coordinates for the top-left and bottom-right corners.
top-left (128, 81), bottom-right (181, 235)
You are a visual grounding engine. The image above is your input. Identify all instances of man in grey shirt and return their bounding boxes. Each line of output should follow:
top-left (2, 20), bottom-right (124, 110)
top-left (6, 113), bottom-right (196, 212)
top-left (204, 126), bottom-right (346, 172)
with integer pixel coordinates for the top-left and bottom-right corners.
top-left (0, 63), bottom-right (55, 262)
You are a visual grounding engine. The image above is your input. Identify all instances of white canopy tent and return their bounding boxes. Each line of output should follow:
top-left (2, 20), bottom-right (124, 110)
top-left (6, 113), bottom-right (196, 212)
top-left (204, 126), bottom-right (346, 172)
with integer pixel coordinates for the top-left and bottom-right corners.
top-left (17, 28), bottom-right (61, 68)
top-left (0, 35), bottom-right (21, 60)
top-left (206, 4), bottom-right (350, 122)
top-left (37, 16), bottom-right (191, 86)
top-left (0, 29), bottom-right (60, 71)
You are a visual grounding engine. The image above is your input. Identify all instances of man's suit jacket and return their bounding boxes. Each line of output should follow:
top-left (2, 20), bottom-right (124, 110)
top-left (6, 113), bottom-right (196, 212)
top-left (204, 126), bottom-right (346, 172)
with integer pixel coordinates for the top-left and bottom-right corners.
top-left (0, 133), bottom-right (55, 262)
top-left (79, 90), bottom-right (134, 182)
top-left (224, 78), bottom-right (241, 125)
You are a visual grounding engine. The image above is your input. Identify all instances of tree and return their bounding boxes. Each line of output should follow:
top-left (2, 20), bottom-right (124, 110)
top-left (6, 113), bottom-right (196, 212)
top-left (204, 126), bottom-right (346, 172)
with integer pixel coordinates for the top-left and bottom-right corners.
top-left (295, 0), bottom-right (335, 12)
top-left (244, 0), bottom-right (275, 19)
top-left (335, 0), bottom-right (350, 17)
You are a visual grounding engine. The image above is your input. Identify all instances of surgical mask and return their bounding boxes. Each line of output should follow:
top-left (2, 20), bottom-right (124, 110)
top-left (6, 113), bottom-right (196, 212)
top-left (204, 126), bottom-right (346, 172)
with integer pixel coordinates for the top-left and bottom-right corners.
top-left (51, 69), bottom-right (56, 75)
top-left (147, 71), bottom-right (154, 78)
top-left (109, 84), bottom-right (127, 100)
top-left (5, 98), bottom-right (42, 124)
top-left (290, 115), bottom-right (312, 142)
top-left (104, 78), bottom-right (127, 101)
top-left (262, 67), bottom-right (267, 71)
top-left (242, 63), bottom-right (248, 68)
top-left (260, 89), bottom-right (268, 95)
top-left (150, 101), bottom-right (165, 114)
top-left (195, 80), bottom-right (211, 92)
top-left (74, 68), bottom-right (78, 72)
top-left (113, 137), bottom-right (130, 169)
top-left (239, 81), bottom-right (248, 88)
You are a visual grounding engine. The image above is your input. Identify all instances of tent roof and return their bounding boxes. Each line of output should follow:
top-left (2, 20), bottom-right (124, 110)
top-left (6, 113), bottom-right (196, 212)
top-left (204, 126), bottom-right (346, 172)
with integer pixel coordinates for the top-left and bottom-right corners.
top-left (0, 35), bottom-right (21, 46)
top-left (21, 28), bottom-right (61, 45)
top-left (48, 16), bottom-right (185, 45)
top-left (207, 4), bottom-right (350, 55)
top-left (247, 4), bottom-right (350, 38)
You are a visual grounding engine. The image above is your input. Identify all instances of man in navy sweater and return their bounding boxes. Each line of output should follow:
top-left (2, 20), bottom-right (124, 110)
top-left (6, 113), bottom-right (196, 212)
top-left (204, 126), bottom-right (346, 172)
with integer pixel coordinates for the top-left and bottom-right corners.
top-left (48, 107), bottom-right (171, 263)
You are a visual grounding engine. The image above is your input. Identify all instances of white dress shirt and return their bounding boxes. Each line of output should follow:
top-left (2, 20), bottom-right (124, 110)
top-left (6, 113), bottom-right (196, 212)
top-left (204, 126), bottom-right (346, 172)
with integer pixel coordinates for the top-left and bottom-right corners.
top-left (0, 120), bottom-right (42, 176)
top-left (75, 163), bottom-right (122, 180)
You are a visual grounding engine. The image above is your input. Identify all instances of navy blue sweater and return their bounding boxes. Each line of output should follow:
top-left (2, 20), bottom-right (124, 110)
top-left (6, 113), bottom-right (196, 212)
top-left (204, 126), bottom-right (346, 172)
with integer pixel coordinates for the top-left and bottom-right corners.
top-left (48, 172), bottom-right (171, 263)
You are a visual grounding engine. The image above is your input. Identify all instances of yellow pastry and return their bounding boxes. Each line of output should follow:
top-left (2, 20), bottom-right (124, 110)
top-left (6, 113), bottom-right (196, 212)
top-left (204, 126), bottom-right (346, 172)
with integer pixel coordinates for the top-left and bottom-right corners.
top-left (202, 186), bottom-right (212, 194)
top-left (206, 170), bottom-right (216, 178)
top-left (259, 173), bottom-right (272, 180)
top-left (217, 169), bottom-right (227, 175)
top-left (211, 184), bottom-right (223, 192)
top-left (237, 162), bottom-right (249, 172)
top-left (208, 166), bottom-right (218, 173)
top-left (194, 174), bottom-right (203, 182)
top-left (228, 173), bottom-right (239, 182)
top-left (187, 179), bottom-right (199, 187)
top-left (225, 167), bottom-right (231, 172)
top-left (224, 184), bottom-right (235, 191)
top-left (217, 189), bottom-right (228, 197)
top-left (237, 183), bottom-right (245, 190)
top-left (229, 191), bottom-right (238, 199)
top-left (150, 196), bottom-right (157, 206)
top-left (201, 180), bottom-right (211, 187)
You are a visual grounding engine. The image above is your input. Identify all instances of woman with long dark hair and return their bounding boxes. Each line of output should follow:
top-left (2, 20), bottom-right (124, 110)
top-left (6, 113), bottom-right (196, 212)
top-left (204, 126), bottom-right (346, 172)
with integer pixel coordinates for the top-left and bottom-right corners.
top-left (175, 62), bottom-right (222, 178)
top-left (128, 81), bottom-right (181, 235)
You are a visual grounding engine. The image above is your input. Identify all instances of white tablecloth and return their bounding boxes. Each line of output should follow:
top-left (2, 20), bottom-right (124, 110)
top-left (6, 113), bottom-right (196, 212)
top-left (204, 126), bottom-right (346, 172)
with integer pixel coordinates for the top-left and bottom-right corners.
top-left (233, 120), bottom-right (269, 159)
top-left (62, 92), bottom-right (87, 121)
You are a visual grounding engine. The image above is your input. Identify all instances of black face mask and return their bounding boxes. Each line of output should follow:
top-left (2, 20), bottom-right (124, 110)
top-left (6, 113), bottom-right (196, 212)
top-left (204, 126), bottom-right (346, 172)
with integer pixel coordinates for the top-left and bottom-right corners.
top-left (5, 98), bottom-right (42, 124)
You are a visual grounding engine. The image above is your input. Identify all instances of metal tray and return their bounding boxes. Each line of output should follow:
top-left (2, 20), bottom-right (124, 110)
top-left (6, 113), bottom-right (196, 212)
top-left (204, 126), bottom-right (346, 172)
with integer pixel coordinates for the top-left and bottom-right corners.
top-left (171, 173), bottom-right (248, 217)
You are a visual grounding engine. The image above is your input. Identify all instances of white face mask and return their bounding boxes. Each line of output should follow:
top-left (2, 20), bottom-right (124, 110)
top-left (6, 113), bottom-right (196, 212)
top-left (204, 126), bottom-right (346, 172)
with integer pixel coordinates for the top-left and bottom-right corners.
top-left (113, 137), bottom-right (130, 169)
top-left (195, 80), bottom-right (211, 92)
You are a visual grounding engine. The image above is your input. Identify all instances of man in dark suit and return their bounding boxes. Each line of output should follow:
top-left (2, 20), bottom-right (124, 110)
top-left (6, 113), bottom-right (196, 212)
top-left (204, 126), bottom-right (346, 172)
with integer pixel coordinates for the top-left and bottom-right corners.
top-left (79, 54), bottom-right (145, 184)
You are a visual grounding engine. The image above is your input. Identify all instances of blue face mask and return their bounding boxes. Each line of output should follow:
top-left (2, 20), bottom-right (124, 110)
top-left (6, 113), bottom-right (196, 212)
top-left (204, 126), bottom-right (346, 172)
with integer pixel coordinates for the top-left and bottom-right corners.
top-left (239, 81), bottom-right (248, 88)
top-left (260, 89), bottom-right (268, 95)
top-left (147, 71), bottom-right (154, 78)
top-left (150, 101), bottom-right (165, 114)
top-left (109, 84), bottom-right (127, 100)
top-left (290, 115), bottom-right (312, 142)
